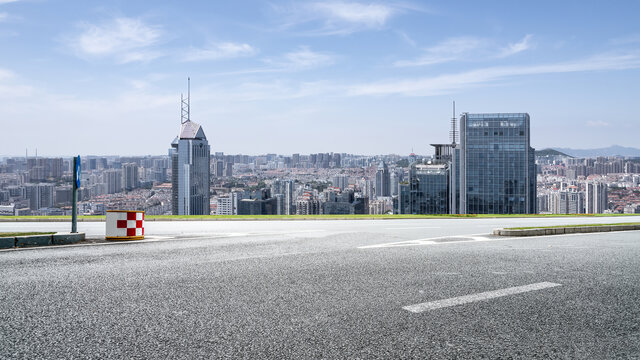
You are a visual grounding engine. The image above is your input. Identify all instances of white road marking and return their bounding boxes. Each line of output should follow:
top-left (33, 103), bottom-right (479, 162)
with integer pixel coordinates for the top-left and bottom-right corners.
top-left (359, 234), bottom-right (491, 249)
top-left (403, 282), bottom-right (562, 313)
top-left (384, 226), bottom-right (441, 230)
top-left (0, 229), bottom-right (330, 252)
top-left (359, 229), bottom-right (640, 249)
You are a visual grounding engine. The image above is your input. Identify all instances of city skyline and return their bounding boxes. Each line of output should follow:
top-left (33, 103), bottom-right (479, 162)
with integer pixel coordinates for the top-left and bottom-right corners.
top-left (1, 1), bottom-right (640, 156)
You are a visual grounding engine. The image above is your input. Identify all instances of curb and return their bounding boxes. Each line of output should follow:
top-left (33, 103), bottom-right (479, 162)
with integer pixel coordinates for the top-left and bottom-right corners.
top-left (52, 232), bottom-right (86, 245)
top-left (0, 233), bottom-right (85, 249)
top-left (0, 237), bottom-right (15, 249)
top-left (493, 224), bottom-right (640, 237)
top-left (16, 235), bottom-right (52, 247)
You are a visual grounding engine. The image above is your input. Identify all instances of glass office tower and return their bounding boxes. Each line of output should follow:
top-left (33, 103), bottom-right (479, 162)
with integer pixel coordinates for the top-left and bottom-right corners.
top-left (170, 120), bottom-right (211, 215)
top-left (408, 164), bottom-right (449, 214)
top-left (459, 113), bottom-right (536, 214)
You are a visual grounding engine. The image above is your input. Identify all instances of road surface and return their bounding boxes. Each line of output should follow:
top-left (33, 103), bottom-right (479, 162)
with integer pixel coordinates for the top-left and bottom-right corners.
top-left (1, 217), bottom-right (639, 358)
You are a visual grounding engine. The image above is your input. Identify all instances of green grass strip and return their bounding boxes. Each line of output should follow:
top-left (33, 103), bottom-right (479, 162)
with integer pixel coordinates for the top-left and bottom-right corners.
top-left (0, 213), bottom-right (637, 221)
top-left (506, 222), bottom-right (640, 230)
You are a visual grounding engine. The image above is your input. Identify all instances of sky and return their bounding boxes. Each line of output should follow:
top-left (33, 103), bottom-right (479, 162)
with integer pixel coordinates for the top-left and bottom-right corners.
top-left (1, 0), bottom-right (639, 156)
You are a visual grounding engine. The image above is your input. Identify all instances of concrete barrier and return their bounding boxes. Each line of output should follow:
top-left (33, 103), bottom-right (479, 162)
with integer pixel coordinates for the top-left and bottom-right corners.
top-left (0, 237), bottom-right (15, 249)
top-left (614, 225), bottom-right (637, 231)
top-left (494, 224), bottom-right (640, 237)
top-left (52, 233), bottom-right (85, 245)
top-left (15, 235), bottom-right (52, 247)
top-left (106, 210), bottom-right (144, 241)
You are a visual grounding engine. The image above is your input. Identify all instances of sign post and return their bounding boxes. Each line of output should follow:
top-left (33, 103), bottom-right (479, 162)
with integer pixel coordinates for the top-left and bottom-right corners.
top-left (72, 155), bottom-right (80, 233)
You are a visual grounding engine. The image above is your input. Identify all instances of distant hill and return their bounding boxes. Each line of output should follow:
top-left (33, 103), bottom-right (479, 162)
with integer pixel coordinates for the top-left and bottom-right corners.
top-left (552, 145), bottom-right (640, 158)
top-left (536, 148), bottom-right (572, 157)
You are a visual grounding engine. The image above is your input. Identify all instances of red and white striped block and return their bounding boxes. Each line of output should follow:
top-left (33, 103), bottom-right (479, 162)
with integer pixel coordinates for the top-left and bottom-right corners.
top-left (106, 211), bottom-right (145, 239)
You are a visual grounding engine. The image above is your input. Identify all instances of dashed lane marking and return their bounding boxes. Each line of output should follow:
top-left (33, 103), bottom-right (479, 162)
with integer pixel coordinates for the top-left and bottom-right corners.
top-left (403, 282), bottom-right (562, 313)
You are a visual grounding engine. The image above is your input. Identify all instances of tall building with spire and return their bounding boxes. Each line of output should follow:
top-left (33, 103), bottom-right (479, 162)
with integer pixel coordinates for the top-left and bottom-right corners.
top-left (170, 79), bottom-right (211, 215)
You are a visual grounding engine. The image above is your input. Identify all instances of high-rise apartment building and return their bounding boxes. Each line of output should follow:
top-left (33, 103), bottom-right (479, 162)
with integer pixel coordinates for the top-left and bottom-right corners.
top-left (170, 82), bottom-right (211, 215)
top-left (271, 179), bottom-right (296, 215)
top-left (104, 169), bottom-right (123, 194)
top-left (550, 190), bottom-right (584, 214)
top-left (24, 183), bottom-right (54, 210)
top-left (585, 182), bottom-right (608, 213)
top-left (459, 113), bottom-right (536, 214)
top-left (333, 175), bottom-right (349, 190)
top-left (122, 163), bottom-right (139, 190)
top-left (216, 192), bottom-right (240, 215)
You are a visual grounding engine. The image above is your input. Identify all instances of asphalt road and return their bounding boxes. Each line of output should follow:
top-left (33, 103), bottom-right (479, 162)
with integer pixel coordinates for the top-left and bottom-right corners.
top-left (1, 217), bottom-right (640, 358)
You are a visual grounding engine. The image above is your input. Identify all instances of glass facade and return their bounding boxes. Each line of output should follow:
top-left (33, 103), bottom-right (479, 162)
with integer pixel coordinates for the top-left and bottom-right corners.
top-left (460, 113), bottom-right (536, 214)
top-left (376, 161), bottom-right (390, 197)
top-left (170, 121), bottom-right (211, 215)
top-left (397, 182), bottom-right (411, 214)
top-left (407, 164), bottom-right (449, 214)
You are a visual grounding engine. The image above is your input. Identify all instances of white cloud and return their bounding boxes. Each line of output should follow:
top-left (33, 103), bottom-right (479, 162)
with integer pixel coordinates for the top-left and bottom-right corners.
top-left (498, 34), bottom-right (533, 58)
top-left (264, 46), bottom-right (335, 70)
top-left (586, 120), bottom-right (610, 127)
top-left (0, 67), bottom-right (14, 80)
top-left (197, 79), bottom-right (341, 103)
top-left (353, 53), bottom-right (640, 96)
top-left (395, 37), bottom-right (486, 67)
top-left (182, 42), bottom-right (257, 62)
top-left (0, 68), bottom-right (34, 98)
top-left (282, 46), bottom-right (334, 68)
top-left (395, 35), bottom-right (533, 67)
top-left (395, 30), bottom-right (417, 48)
top-left (275, 1), bottom-right (413, 35)
top-left (0, 12), bottom-right (7, 22)
top-left (118, 51), bottom-right (163, 64)
top-left (312, 2), bottom-right (393, 27)
top-left (610, 34), bottom-right (640, 45)
top-left (205, 47), bottom-right (335, 76)
top-left (0, 0), bottom-right (20, 3)
top-left (69, 17), bottom-right (163, 63)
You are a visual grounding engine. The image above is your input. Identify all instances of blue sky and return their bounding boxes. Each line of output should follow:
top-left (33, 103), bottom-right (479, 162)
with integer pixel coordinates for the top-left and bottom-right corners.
top-left (1, 0), bottom-right (639, 156)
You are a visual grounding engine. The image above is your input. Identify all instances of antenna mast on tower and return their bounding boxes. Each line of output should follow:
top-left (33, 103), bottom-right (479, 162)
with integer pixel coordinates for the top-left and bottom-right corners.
top-left (450, 101), bottom-right (457, 145)
top-left (181, 77), bottom-right (191, 124)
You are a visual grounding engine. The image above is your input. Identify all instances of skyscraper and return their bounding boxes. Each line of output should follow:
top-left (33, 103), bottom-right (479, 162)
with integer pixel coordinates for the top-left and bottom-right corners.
top-left (170, 80), bottom-right (211, 215)
top-left (375, 161), bottom-right (390, 197)
top-left (459, 113), bottom-right (536, 214)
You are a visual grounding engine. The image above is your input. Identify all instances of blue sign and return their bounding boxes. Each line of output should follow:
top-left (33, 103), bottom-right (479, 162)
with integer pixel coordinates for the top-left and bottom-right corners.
top-left (75, 155), bottom-right (81, 188)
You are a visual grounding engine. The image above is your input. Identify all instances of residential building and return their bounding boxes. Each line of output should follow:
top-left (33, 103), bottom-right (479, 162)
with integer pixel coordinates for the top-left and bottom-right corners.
top-left (122, 163), bottom-right (139, 190)
top-left (586, 181), bottom-right (608, 213)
